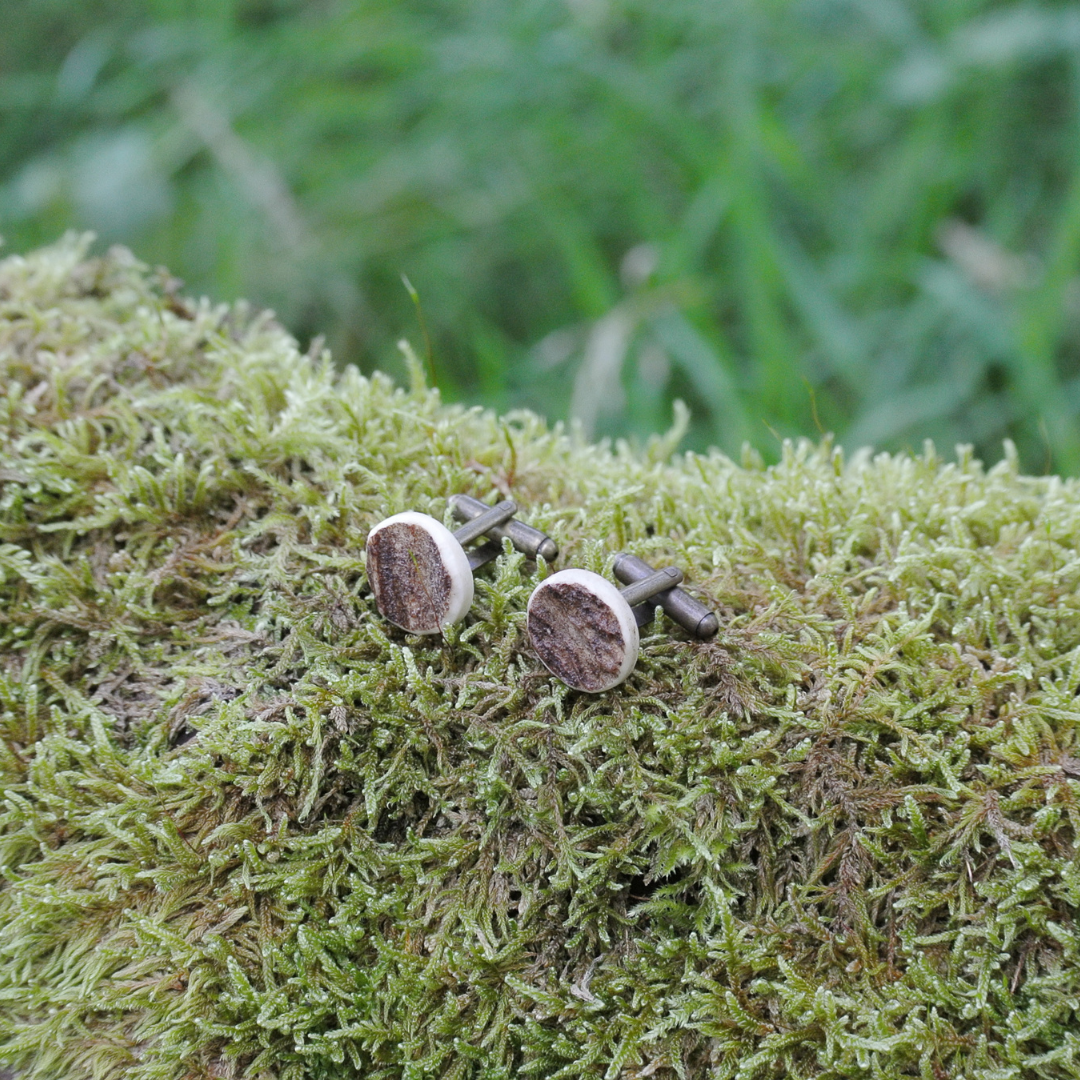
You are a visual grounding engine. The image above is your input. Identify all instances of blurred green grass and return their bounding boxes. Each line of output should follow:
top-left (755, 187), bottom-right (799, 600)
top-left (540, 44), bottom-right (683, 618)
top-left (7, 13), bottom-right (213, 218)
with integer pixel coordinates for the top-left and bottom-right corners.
top-left (4, 0), bottom-right (1080, 470)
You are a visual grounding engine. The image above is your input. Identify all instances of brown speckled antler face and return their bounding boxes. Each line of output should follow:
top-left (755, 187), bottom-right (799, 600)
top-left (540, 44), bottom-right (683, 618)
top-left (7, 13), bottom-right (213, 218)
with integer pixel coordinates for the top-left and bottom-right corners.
top-left (365, 515), bottom-right (464, 634)
top-left (527, 569), bottom-right (641, 692)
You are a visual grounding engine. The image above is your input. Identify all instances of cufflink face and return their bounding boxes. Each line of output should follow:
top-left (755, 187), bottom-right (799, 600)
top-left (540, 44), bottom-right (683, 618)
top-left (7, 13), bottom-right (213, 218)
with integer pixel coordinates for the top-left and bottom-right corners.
top-left (365, 511), bottom-right (474, 634)
top-left (526, 568), bottom-right (640, 693)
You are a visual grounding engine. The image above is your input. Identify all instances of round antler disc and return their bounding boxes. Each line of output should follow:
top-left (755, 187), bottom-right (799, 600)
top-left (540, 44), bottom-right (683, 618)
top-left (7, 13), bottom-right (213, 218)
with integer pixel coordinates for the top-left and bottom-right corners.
top-left (527, 569), bottom-right (639, 692)
top-left (365, 512), bottom-right (474, 634)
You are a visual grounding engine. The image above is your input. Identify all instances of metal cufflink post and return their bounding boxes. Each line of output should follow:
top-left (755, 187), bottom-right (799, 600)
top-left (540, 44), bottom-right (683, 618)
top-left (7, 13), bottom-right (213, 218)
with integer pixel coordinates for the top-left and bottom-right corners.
top-left (526, 555), bottom-right (717, 693)
top-left (449, 493), bottom-right (558, 568)
top-left (365, 497), bottom-right (559, 635)
top-left (612, 553), bottom-right (719, 640)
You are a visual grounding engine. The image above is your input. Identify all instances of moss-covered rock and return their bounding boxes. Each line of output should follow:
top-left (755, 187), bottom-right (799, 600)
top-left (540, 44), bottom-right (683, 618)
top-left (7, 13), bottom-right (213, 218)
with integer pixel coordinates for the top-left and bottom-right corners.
top-left (2, 235), bottom-right (1079, 1079)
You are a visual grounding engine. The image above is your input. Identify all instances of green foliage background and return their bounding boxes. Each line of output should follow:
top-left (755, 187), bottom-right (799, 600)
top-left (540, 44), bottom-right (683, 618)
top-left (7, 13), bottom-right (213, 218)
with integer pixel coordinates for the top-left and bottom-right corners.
top-left (3, 235), bottom-right (1080, 1080)
top-left (5, 1), bottom-right (1080, 467)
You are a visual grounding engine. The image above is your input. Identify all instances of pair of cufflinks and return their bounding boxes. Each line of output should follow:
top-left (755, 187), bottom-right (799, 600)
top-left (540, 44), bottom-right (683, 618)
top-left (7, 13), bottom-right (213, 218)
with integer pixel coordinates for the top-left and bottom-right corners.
top-left (365, 495), bottom-right (718, 693)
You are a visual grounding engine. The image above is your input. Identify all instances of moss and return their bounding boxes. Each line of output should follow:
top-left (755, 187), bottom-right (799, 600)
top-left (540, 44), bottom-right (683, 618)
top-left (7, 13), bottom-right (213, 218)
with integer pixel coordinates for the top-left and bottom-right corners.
top-left (1, 234), bottom-right (1079, 1080)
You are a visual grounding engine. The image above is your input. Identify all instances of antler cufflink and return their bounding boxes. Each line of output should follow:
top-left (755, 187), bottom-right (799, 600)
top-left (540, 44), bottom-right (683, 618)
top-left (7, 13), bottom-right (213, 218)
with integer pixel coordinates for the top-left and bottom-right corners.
top-left (365, 497), bottom-right (558, 634)
top-left (526, 555), bottom-right (717, 692)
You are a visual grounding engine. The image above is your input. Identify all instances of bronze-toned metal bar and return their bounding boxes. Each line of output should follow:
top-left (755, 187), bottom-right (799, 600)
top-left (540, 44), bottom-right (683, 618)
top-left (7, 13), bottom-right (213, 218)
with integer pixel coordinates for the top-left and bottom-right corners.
top-left (466, 541), bottom-right (502, 571)
top-left (613, 552), bottom-right (719, 640)
top-left (617, 566), bottom-right (682, 608)
top-left (451, 499), bottom-right (516, 546)
top-left (450, 494), bottom-right (558, 561)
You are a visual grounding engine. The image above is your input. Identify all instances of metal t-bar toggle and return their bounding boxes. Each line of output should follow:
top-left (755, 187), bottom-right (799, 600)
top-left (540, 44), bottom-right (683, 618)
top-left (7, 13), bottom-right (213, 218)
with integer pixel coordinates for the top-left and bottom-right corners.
top-left (613, 552), bottom-right (719, 639)
top-left (450, 494), bottom-right (559, 565)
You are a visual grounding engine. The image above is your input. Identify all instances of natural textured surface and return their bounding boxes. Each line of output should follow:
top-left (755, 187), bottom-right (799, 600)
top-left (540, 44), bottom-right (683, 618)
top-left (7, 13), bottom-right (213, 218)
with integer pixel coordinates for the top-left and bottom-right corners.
top-left (366, 519), bottom-right (456, 635)
top-left (527, 578), bottom-right (633, 694)
top-left (2, 235), bottom-right (1080, 1079)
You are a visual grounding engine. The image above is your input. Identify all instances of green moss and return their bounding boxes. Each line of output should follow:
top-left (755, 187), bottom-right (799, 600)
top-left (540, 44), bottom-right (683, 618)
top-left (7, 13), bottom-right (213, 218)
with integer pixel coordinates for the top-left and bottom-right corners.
top-left (1, 234), bottom-right (1080, 1079)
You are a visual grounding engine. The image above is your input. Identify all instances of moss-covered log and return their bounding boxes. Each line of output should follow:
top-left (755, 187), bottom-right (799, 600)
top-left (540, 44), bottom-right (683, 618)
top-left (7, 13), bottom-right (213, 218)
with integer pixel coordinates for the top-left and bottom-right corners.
top-left (2, 235), bottom-right (1079, 1079)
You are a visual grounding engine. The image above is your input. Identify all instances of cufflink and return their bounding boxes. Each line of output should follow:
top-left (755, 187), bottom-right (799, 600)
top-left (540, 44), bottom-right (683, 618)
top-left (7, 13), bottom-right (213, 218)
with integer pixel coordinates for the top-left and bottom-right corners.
top-left (526, 554), bottom-right (717, 692)
top-left (365, 497), bottom-right (558, 634)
